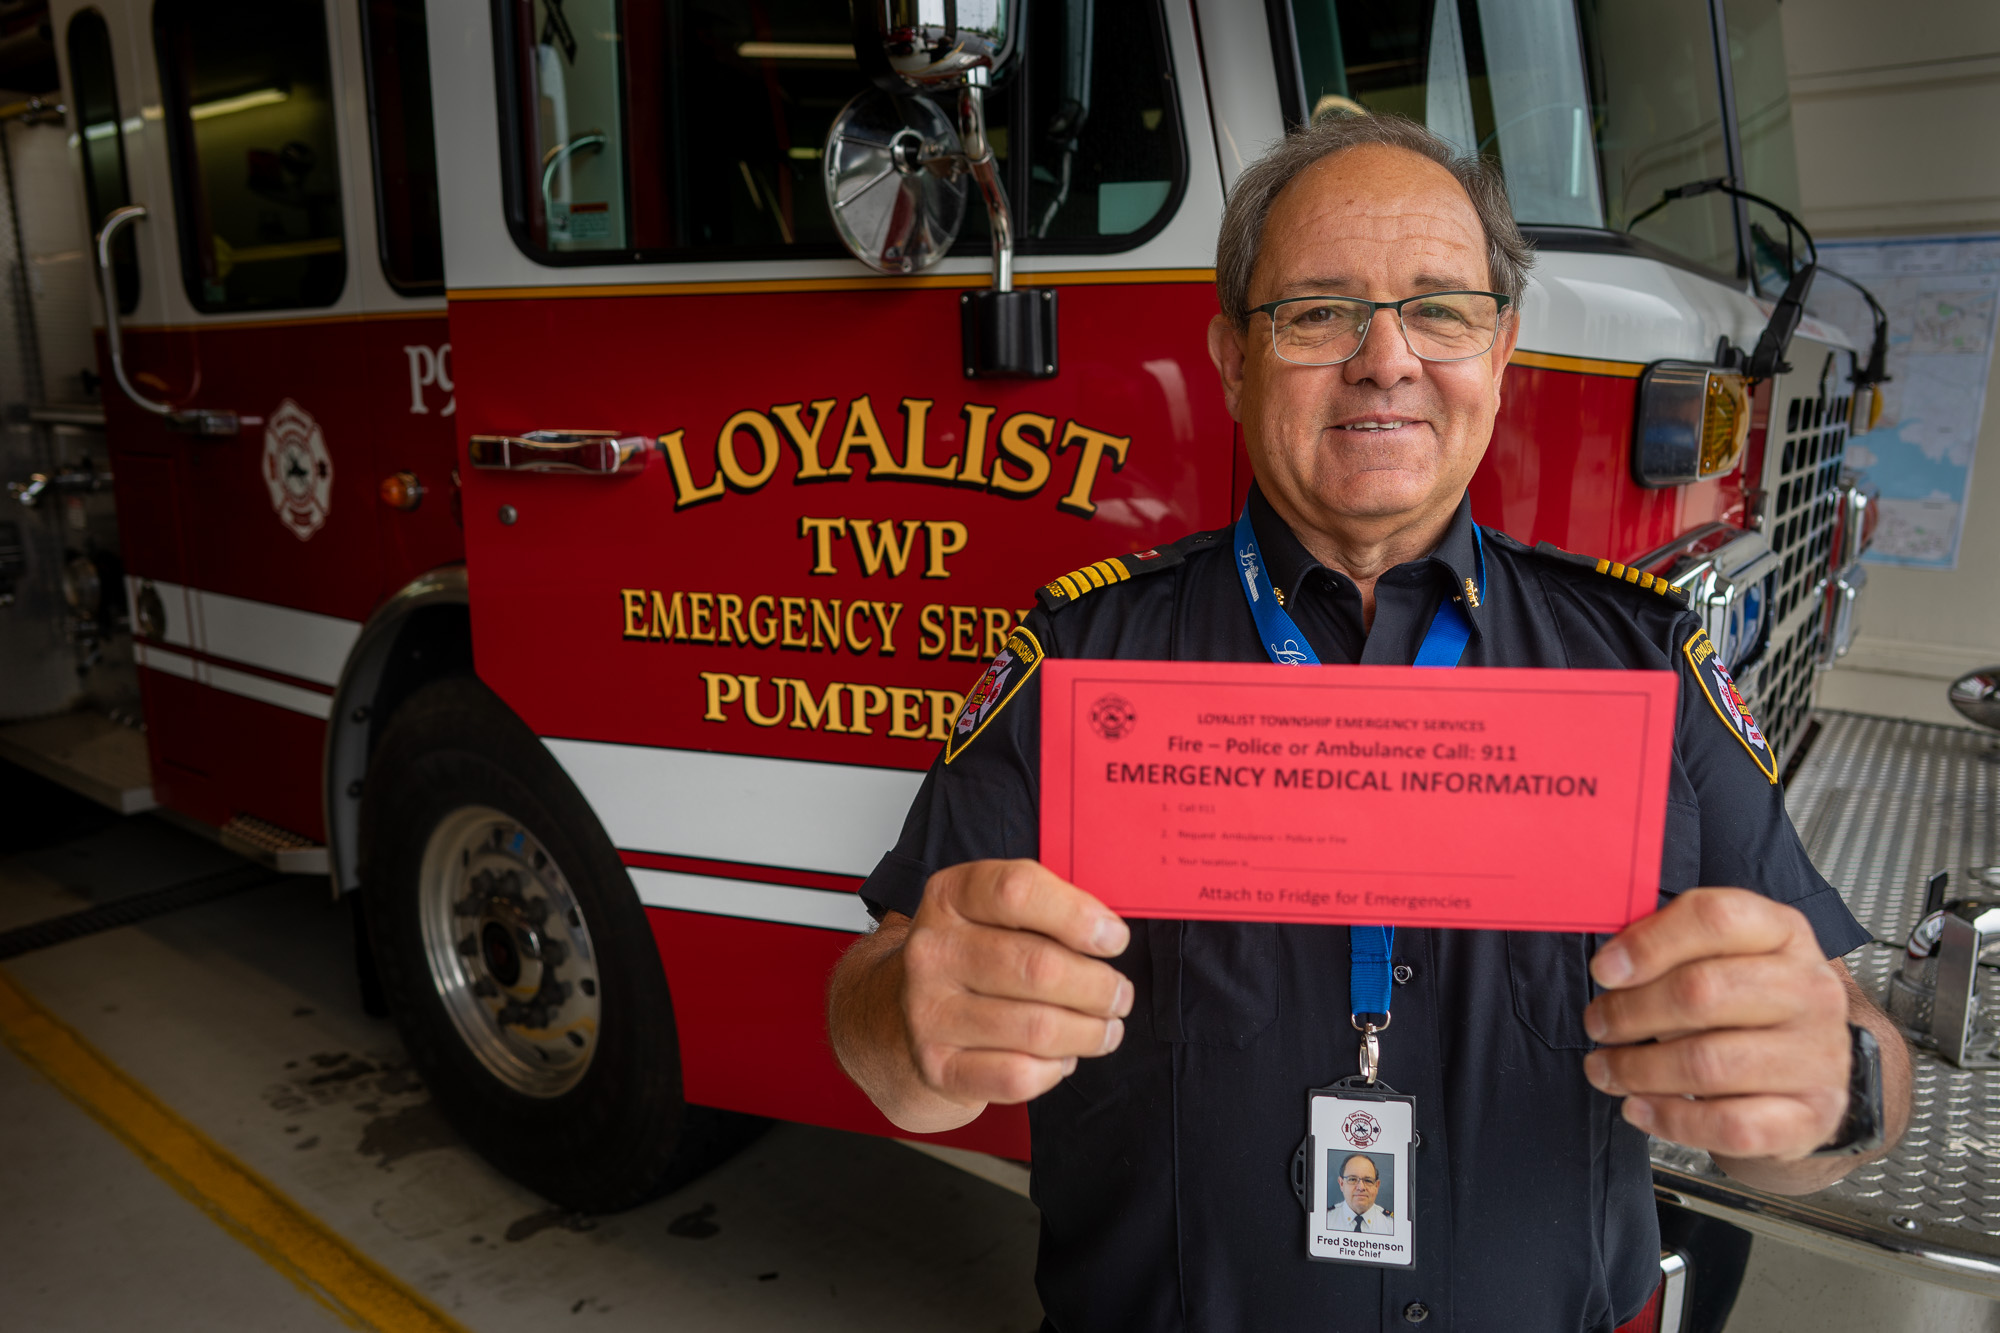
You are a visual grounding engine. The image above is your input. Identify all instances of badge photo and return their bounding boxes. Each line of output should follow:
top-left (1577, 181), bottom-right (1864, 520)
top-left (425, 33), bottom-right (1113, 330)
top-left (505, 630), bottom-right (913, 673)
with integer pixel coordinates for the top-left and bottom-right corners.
top-left (1301, 1089), bottom-right (1416, 1268)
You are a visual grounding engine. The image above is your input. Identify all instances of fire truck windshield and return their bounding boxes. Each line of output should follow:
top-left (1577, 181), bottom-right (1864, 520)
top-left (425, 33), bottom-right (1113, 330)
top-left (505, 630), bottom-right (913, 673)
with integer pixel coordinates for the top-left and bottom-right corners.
top-left (1284, 0), bottom-right (1804, 285)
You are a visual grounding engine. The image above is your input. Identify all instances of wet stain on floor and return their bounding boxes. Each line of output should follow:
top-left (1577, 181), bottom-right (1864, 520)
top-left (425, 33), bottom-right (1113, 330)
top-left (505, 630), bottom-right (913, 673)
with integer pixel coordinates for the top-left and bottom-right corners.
top-left (356, 1099), bottom-right (456, 1169)
top-left (666, 1202), bottom-right (719, 1239)
top-left (505, 1205), bottom-right (598, 1243)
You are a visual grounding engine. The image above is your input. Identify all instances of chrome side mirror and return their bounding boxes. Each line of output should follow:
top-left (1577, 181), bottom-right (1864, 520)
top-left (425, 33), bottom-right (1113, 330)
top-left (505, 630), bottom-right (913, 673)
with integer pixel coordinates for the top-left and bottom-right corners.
top-left (857, 0), bottom-right (1014, 87)
top-left (824, 90), bottom-right (967, 275)
top-left (828, 0), bottom-right (1053, 378)
top-left (1950, 669), bottom-right (2000, 733)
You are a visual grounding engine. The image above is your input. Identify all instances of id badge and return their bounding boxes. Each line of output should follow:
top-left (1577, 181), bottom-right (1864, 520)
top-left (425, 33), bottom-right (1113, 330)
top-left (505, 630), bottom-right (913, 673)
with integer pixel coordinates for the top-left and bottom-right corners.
top-left (1291, 1083), bottom-right (1416, 1268)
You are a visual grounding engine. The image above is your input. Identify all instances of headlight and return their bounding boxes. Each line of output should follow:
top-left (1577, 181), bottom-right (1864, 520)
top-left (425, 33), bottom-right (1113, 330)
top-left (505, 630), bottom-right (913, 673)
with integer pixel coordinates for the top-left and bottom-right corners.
top-left (1634, 362), bottom-right (1752, 488)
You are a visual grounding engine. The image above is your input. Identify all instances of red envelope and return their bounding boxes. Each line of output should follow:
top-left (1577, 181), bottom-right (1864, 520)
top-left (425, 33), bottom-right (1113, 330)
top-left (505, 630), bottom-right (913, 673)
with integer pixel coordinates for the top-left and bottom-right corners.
top-left (1039, 660), bottom-right (1677, 932)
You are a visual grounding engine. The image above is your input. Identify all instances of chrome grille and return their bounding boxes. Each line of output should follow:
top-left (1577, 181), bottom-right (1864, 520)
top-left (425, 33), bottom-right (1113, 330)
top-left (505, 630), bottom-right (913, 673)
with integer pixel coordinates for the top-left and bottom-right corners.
top-left (1744, 368), bottom-right (1852, 768)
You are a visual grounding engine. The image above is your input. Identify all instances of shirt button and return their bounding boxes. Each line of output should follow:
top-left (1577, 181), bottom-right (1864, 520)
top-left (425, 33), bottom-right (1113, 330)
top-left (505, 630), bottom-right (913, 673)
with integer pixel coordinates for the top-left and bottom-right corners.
top-left (1402, 1302), bottom-right (1430, 1323)
top-left (1393, 964), bottom-right (1414, 984)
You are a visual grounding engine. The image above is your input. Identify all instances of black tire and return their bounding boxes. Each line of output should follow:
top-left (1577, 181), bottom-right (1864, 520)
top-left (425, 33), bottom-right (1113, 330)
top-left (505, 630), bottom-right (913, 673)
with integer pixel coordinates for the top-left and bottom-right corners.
top-left (359, 676), bottom-right (760, 1212)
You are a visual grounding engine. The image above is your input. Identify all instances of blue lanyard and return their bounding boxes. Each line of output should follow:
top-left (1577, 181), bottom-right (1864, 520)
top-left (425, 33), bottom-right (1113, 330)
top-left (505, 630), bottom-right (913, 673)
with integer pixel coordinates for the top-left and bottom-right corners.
top-left (1232, 506), bottom-right (1483, 1023)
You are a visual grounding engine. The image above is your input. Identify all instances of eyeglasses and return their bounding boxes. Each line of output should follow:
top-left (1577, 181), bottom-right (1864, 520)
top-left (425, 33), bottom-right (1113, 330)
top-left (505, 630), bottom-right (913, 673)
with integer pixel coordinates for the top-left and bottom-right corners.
top-left (1252, 291), bottom-right (1512, 367)
top-left (1339, 1175), bottom-right (1380, 1187)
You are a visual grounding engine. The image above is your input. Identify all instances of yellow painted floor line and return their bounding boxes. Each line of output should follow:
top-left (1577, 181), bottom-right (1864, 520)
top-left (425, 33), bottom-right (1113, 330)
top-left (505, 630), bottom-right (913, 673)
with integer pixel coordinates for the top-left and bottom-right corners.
top-left (0, 968), bottom-right (471, 1333)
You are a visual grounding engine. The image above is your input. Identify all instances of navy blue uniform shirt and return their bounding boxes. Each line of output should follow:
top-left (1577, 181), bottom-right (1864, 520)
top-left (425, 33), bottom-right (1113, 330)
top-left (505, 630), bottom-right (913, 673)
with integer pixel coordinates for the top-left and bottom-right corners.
top-left (861, 487), bottom-right (1868, 1333)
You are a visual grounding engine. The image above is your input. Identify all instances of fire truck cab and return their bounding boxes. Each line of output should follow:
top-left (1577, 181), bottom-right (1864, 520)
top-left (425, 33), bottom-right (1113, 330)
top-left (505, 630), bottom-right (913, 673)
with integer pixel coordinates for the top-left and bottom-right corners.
top-left (16, 0), bottom-right (1924, 1321)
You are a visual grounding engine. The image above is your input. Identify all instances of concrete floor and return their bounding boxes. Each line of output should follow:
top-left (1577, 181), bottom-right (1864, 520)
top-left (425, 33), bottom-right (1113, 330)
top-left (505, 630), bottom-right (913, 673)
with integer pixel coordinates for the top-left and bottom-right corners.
top-left (0, 766), bottom-right (1044, 1332)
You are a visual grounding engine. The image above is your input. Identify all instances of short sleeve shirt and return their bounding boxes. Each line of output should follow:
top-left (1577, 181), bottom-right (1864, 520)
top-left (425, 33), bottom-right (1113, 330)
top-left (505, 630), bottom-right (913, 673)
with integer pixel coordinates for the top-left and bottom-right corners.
top-left (861, 488), bottom-right (1868, 1333)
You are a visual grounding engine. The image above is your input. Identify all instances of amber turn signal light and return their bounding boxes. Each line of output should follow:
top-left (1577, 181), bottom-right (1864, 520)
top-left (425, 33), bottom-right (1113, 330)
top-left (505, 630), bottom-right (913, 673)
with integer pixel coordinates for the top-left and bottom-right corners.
top-left (1633, 362), bottom-right (1750, 487)
top-left (1852, 383), bottom-right (1886, 434)
top-left (379, 471), bottom-right (424, 510)
top-left (1698, 371), bottom-right (1751, 478)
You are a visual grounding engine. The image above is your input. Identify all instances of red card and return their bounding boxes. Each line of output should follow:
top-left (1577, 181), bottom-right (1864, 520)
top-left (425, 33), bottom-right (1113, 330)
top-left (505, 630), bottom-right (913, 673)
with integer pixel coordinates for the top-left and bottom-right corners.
top-left (1039, 661), bottom-right (1678, 932)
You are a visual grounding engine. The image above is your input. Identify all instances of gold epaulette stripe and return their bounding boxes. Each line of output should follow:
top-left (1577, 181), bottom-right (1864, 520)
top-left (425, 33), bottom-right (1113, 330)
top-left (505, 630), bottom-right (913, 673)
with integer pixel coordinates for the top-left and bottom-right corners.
top-left (1048, 557), bottom-right (1132, 604)
top-left (1592, 556), bottom-right (1675, 597)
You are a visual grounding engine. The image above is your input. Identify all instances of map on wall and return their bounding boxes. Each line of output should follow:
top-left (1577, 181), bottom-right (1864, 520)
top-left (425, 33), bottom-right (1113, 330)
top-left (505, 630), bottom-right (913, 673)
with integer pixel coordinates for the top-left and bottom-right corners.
top-left (1813, 233), bottom-right (2000, 570)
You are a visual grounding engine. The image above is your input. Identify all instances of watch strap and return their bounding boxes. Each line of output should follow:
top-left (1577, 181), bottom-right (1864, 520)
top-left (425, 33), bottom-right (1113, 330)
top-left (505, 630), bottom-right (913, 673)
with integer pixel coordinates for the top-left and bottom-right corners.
top-left (1809, 1022), bottom-right (1886, 1158)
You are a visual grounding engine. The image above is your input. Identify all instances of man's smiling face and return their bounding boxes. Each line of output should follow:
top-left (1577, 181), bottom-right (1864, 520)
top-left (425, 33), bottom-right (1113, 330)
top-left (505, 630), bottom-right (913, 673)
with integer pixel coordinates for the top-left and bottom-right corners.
top-left (1212, 143), bottom-right (1516, 539)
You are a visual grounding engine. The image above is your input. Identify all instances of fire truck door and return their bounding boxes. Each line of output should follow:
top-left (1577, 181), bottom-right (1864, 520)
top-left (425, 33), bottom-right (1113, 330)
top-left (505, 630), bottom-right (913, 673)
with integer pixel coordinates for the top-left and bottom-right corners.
top-left (106, 0), bottom-right (388, 831)
top-left (56, 0), bottom-right (203, 781)
top-left (441, 0), bottom-right (1229, 1132)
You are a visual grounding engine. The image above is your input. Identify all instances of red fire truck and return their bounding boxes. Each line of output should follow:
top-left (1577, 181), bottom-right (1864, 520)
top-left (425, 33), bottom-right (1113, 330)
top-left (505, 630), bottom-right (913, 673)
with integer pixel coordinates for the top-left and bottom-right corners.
top-left (12, 0), bottom-right (1911, 1320)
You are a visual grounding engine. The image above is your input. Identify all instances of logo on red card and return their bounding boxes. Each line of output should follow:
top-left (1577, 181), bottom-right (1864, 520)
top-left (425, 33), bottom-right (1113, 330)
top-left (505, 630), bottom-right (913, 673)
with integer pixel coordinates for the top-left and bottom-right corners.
top-left (1342, 1110), bottom-right (1382, 1147)
top-left (1089, 695), bottom-right (1137, 740)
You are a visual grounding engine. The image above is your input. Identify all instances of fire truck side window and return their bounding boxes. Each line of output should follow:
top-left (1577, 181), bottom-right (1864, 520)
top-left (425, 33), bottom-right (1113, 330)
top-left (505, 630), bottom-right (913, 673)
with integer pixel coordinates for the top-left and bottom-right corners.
top-left (1019, 0), bottom-right (1184, 244)
top-left (362, 0), bottom-right (445, 295)
top-left (501, 0), bottom-right (1182, 263)
top-left (66, 9), bottom-right (138, 314)
top-left (153, 0), bottom-right (349, 312)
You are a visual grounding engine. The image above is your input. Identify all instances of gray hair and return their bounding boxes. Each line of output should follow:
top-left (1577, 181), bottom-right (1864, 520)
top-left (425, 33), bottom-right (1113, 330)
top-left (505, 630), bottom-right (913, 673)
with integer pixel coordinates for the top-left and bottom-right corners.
top-left (1215, 113), bottom-right (1535, 328)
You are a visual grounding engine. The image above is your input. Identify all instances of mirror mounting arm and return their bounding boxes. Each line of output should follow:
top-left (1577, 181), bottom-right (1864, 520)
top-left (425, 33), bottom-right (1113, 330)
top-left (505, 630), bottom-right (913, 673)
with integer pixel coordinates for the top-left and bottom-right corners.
top-left (958, 73), bottom-right (1012, 294)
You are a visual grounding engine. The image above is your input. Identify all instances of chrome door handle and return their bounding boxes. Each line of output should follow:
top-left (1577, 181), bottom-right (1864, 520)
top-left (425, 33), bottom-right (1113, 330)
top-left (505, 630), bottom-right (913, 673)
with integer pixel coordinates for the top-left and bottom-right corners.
top-left (96, 206), bottom-right (169, 418)
top-left (468, 431), bottom-right (650, 476)
top-left (95, 205), bottom-right (247, 437)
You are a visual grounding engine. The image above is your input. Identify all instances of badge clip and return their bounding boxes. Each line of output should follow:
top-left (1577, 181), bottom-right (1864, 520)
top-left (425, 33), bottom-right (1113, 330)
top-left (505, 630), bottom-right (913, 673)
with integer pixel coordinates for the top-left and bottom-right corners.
top-left (1352, 1011), bottom-right (1390, 1085)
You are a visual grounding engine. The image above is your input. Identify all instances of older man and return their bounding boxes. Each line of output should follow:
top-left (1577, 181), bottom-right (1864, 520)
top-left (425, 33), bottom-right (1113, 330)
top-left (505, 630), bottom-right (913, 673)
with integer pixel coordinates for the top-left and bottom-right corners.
top-left (1329, 1154), bottom-right (1393, 1234)
top-left (827, 114), bottom-right (1909, 1332)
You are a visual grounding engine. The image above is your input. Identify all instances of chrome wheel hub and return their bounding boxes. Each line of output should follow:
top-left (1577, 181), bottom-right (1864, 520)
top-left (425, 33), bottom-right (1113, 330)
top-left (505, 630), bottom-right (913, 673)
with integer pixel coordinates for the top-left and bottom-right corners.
top-left (418, 806), bottom-right (601, 1097)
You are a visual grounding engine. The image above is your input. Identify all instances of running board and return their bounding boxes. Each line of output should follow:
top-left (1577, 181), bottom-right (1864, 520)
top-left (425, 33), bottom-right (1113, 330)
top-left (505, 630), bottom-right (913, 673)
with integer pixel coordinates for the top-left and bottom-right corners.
top-left (0, 711), bottom-right (157, 814)
top-left (216, 814), bottom-right (330, 876)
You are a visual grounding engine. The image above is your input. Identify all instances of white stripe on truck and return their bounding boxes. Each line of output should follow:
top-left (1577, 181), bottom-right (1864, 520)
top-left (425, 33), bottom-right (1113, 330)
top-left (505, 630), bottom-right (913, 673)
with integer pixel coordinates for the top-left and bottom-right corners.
top-left (543, 738), bottom-right (922, 880)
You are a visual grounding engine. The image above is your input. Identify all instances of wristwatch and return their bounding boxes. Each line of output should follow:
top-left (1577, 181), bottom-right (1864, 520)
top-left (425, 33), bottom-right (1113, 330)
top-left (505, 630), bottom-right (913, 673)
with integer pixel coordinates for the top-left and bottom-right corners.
top-left (1809, 1023), bottom-right (1886, 1158)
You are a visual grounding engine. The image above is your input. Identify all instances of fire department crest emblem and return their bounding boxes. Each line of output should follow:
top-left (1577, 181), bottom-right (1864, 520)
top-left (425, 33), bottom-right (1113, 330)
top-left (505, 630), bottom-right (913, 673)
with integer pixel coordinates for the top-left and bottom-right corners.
top-left (1342, 1110), bottom-right (1383, 1148)
top-left (1684, 627), bottom-right (1777, 785)
top-left (1089, 694), bottom-right (1137, 741)
top-left (262, 398), bottom-right (333, 541)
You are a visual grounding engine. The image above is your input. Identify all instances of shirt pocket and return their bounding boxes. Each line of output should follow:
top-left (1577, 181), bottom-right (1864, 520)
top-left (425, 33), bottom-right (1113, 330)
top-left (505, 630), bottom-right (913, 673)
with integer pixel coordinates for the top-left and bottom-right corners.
top-left (1507, 931), bottom-right (1597, 1050)
top-left (1148, 920), bottom-right (1281, 1048)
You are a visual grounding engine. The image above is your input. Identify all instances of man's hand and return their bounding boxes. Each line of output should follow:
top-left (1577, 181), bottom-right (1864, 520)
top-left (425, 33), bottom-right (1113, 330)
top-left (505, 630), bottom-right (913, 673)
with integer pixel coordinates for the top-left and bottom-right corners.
top-left (1582, 888), bottom-right (1865, 1182)
top-left (827, 859), bottom-right (1132, 1134)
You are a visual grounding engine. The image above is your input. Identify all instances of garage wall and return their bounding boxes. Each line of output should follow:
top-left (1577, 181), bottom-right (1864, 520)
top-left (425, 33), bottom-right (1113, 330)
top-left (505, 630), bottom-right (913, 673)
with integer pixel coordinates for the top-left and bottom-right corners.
top-left (1783, 0), bottom-right (2000, 726)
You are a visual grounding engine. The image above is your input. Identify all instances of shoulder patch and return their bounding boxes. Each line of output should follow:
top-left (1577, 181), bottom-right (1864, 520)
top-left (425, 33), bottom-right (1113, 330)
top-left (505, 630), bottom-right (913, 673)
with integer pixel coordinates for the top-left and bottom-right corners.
top-left (1532, 541), bottom-right (1689, 606)
top-left (944, 626), bottom-right (1045, 764)
top-left (1683, 627), bottom-right (1778, 784)
top-left (1036, 538), bottom-right (1196, 611)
